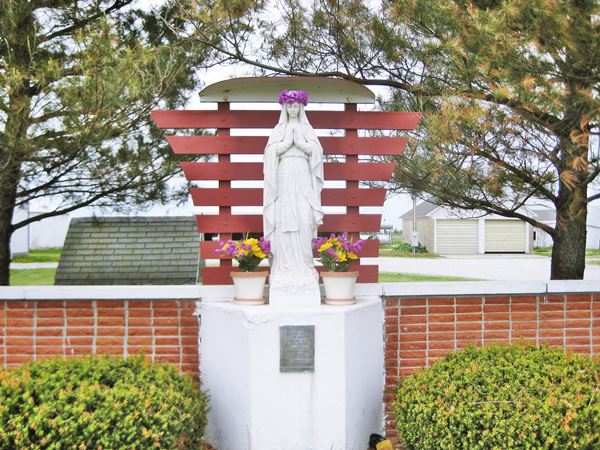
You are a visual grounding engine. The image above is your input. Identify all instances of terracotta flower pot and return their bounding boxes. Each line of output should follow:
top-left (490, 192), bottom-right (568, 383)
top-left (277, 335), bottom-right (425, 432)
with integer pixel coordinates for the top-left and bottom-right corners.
top-left (320, 271), bottom-right (358, 305)
top-left (231, 271), bottom-right (268, 305)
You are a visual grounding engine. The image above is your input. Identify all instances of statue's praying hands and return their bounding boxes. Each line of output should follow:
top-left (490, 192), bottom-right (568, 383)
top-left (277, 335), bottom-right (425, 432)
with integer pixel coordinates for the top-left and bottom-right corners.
top-left (292, 127), bottom-right (313, 156)
top-left (274, 126), bottom-right (293, 156)
top-left (275, 124), bottom-right (311, 158)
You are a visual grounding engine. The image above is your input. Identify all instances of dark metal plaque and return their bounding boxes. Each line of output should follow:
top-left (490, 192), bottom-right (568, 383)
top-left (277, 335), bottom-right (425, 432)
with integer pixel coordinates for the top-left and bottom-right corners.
top-left (280, 325), bottom-right (315, 372)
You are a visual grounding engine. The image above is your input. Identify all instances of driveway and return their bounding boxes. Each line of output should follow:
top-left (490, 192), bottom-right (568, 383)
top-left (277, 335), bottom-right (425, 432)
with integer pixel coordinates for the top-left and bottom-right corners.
top-left (371, 254), bottom-right (600, 281)
top-left (10, 262), bottom-right (58, 270)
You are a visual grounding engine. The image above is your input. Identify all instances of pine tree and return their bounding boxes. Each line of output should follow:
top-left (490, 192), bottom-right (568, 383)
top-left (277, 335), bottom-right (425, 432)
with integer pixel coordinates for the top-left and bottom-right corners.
top-left (189, 0), bottom-right (600, 279)
top-left (0, 0), bottom-right (207, 284)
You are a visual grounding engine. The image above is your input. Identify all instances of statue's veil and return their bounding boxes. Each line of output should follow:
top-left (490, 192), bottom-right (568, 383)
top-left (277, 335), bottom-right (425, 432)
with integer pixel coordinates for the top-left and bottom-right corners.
top-left (263, 103), bottom-right (324, 242)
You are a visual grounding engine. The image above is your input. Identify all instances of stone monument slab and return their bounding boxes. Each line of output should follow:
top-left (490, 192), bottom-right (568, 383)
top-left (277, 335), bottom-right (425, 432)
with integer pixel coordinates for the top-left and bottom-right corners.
top-left (280, 325), bottom-right (315, 372)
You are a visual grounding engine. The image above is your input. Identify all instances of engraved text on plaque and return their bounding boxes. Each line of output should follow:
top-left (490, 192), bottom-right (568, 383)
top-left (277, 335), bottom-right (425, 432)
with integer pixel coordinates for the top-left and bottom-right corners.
top-left (280, 325), bottom-right (315, 372)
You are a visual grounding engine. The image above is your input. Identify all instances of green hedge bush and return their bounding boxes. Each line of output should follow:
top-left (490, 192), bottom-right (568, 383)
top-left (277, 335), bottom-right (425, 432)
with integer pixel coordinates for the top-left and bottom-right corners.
top-left (0, 356), bottom-right (208, 449)
top-left (394, 345), bottom-right (599, 450)
top-left (391, 240), bottom-right (428, 254)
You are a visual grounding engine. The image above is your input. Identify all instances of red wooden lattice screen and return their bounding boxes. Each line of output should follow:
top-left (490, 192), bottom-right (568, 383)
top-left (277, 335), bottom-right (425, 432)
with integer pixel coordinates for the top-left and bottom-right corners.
top-left (152, 103), bottom-right (421, 284)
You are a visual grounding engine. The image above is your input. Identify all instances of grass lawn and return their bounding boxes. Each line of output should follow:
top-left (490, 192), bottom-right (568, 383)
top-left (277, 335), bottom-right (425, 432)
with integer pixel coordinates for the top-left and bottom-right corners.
top-left (379, 247), bottom-right (440, 258)
top-left (379, 241), bottom-right (440, 258)
top-left (11, 247), bottom-right (62, 263)
top-left (533, 247), bottom-right (600, 258)
top-left (10, 269), bottom-right (56, 285)
top-left (9, 268), bottom-right (477, 285)
top-left (378, 272), bottom-right (480, 282)
top-left (532, 247), bottom-right (552, 256)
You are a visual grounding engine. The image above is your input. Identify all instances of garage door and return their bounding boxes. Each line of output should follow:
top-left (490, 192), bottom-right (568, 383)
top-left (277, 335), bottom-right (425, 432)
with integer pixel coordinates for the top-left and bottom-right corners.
top-left (485, 220), bottom-right (526, 253)
top-left (436, 220), bottom-right (478, 255)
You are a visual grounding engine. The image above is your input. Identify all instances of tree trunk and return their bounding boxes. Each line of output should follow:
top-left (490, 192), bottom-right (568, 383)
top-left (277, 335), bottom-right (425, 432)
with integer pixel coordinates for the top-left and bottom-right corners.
top-left (0, 99), bottom-right (30, 286)
top-left (0, 202), bottom-right (14, 286)
top-left (0, 103), bottom-right (28, 285)
top-left (0, 6), bottom-right (36, 285)
top-left (0, 146), bottom-right (20, 285)
top-left (551, 159), bottom-right (588, 280)
top-left (551, 210), bottom-right (587, 279)
top-left (0, 147), bottom-right (21, 286)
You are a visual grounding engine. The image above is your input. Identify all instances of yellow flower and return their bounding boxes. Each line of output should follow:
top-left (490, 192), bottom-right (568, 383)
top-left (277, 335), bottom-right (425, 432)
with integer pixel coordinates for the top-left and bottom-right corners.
top-left (348, 252), bottom-right (358, 260)
top-left (319, 242), bottom-right (333, 252)
top-left (251, 243), bottom-right (266, 259)
top-left (336, 250), bottom-right (347, 262)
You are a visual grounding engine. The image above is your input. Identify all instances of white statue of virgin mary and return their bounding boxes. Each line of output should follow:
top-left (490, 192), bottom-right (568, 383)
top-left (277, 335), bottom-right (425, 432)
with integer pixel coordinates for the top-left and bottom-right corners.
top-left (263, 90), bottom-right (324, 305)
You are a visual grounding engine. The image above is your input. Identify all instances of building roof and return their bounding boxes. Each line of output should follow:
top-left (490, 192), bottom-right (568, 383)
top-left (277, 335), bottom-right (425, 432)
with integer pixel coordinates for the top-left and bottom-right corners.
top-left (531, 209), bottom-right (555, 222)
top-left (401, 201), bottom-right (439, 220)
top-left (198, 76), bottom-right (376, 104)
top-left (55, 217), bottom-right (200, 285)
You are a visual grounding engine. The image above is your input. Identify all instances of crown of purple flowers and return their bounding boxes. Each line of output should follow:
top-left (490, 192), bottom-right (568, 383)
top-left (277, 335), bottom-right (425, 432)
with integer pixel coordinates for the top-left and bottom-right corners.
top-left (278, 90), bottom-right (308, 106)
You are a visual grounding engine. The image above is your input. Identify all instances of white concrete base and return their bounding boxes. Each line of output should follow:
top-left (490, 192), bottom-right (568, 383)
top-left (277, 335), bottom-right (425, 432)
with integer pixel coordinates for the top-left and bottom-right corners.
top-left (268, 281), bottom-right (322, 307)
top-left (199, 297), bottom-right (384, 450)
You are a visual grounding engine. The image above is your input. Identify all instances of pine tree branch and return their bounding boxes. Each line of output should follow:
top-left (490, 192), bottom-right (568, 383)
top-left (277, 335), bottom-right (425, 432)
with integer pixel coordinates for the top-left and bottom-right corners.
top-left (195, 31), bottom-right (564, 133)
top-left (588, 192), bottom-right (600, 203)
top-left (17, 158), bottom-right (84, 200)
top-left (30, 108), bottom-right (69, 124)
top-left (11, 160), bottom-right (179, 231)
top-left (586, 166), bottom-right (600, 185)
top-left (40, 0), bottom-right (135, 43)
top-left (477, 140), bottom-right (558, 202)
top-left (11, 184), bottom-right (131, 231)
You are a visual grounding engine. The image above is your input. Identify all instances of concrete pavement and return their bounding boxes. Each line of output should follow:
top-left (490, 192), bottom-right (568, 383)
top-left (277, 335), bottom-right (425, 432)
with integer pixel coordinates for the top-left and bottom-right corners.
top-left (10, 262), bottom-right (58, 270)
top-left (368, 254), bottom-right (600, 281)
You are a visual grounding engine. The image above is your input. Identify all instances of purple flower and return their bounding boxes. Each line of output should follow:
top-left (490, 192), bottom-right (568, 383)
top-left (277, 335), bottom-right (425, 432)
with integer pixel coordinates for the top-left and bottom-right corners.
top-left (225, 242), bottom-right (237, 256)
top-left (341, 239), bottom-right (351, 251)
top-left (278, 90), bottom-right (309, 105)
top-left (312, 237), bottom-right (326, 249)
top-left (351, 240), bottom-right (364, 253)
top-left (259, 237), bottom-right (271, 254)
top-left (326, 248), bottom-right (336, 258)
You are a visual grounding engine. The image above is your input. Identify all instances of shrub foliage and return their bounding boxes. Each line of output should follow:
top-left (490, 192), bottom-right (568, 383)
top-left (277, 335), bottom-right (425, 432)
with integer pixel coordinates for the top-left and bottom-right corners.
top-left (394, 345), bottom-right (599, 449)
top-left (0, 356), bottom-right (208, 449)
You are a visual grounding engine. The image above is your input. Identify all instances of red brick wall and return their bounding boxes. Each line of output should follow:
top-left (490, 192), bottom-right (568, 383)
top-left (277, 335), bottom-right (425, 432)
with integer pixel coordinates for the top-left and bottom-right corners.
top-left (383, 293), bottom-right (600, 444)
top-left (0, 299), bottom-right (199, 376)
top-left (3, 292), bottom-right (599, 447)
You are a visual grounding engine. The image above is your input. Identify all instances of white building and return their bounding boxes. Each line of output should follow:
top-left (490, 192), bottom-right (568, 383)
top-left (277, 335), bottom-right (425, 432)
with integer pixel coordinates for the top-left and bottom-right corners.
top-left (10, 204), bottom-right (70, 256)
top-left (530, 206), bottom-right (600, 250)
top-left (402, 201), bottom-right (535, 255)
top-left (11, 206), bottom-right (30, 256)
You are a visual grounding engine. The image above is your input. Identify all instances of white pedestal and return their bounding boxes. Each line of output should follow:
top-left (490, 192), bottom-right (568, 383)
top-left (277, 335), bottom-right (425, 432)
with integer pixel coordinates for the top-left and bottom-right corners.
top-left (268, 281), bottom-right (321, 307)
top-left (199, 297), bottom-right (384, 450)
top-left (268, 269), bottom-right (322, 307)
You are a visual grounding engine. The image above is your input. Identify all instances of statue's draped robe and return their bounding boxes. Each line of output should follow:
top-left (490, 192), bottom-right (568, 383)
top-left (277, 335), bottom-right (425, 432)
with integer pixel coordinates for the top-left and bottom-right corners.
top-left (263, 107), bottom-right (324, 291)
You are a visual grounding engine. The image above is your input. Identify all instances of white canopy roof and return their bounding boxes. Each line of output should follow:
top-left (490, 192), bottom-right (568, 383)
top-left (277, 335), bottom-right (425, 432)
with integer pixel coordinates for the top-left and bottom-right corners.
top-left (198, 76), bottom-right (376, 104)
